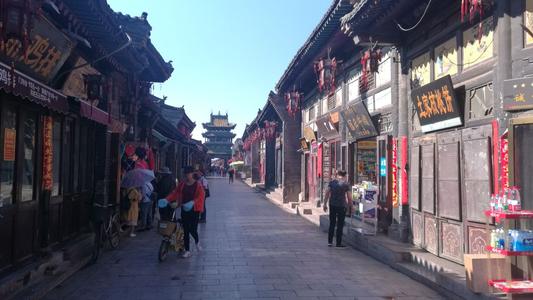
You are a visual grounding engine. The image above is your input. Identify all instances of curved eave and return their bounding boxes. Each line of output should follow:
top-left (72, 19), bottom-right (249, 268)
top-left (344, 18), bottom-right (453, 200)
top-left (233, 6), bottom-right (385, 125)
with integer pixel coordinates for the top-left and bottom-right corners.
top-left (275, 0), bottom-right (353, 92)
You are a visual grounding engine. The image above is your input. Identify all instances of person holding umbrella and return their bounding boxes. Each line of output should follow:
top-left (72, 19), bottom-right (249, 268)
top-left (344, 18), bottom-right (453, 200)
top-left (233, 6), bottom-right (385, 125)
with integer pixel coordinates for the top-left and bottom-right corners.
top-left (164, 166), bottom-right (205, 258)
top-left (121, 168), bottom-right (156, 237)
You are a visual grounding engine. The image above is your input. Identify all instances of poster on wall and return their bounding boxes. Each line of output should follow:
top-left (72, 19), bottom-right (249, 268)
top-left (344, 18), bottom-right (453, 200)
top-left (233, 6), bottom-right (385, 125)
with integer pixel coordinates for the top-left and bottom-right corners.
top-left (3, 128), bottom-right (16, 161)
top-left (411, 75), bottom-right (462, 133)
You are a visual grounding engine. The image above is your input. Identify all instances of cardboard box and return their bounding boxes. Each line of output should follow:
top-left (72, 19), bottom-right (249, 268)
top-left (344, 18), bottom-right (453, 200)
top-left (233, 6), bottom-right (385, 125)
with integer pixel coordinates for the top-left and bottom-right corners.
top-left (464, 253), bottom-right (509, 293)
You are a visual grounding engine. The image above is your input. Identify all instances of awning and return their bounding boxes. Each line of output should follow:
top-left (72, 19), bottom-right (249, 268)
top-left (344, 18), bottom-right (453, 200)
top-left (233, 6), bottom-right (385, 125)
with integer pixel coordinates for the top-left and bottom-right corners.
top-left (341, 101), bottom-right (378, 141)
top-left (151, 129), bottom-right (168, 142)
top-left (0, 61), bottom-right (68, 113)
top-left (79, 100), bottom-right (110, 126)
top-left (316, 115), bottom-right (339, 140)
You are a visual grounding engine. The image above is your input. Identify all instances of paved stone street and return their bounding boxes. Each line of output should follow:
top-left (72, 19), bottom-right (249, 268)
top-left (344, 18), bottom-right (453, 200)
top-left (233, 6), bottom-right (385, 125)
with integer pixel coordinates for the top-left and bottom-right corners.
top-left (45, 179), bottom-right (444, 300)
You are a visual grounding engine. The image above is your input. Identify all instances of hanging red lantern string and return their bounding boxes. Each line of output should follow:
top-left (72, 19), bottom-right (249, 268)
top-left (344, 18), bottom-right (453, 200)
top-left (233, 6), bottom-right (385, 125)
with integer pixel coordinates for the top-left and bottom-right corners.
top-left (360, 48), bottom-right (382, 92)
top-left (285, 88), bottom-right (301, 118)
top-left (263, 121), bottom-right (278, 140)
top-left (461, 0), bottom-right (485, 42)
top-left (314, 53), bottom-right (337, 96)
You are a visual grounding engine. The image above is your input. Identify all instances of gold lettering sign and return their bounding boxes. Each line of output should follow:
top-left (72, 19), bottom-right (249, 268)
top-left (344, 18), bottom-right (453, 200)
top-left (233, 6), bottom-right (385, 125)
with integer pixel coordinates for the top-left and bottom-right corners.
top-left (0, 15), bottom-right (73, 82)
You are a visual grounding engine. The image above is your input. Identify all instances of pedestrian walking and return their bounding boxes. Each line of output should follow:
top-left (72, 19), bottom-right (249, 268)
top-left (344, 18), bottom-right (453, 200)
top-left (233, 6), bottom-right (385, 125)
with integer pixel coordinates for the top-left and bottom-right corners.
top-left (196, 170), bottom-right (209, 223)
top-left (228, 168), bottom-right (234, 184)
top-left (126, 187), bottom-right (141, 237)
top-left (323, 170), bottom-right (352, 248)
top-left (164, 166), bottom-right (205, 258)
top-left (139, 182), bottom-right (154, 230)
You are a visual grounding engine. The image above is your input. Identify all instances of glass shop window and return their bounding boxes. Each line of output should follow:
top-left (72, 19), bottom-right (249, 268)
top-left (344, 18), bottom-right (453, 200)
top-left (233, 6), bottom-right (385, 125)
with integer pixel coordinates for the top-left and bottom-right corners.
top-left (0, 106), bottom-right (17, 205)
top-left (52, 119), bottom-right (62, 196)
top-left (21, 114), bottom-right (37, 201)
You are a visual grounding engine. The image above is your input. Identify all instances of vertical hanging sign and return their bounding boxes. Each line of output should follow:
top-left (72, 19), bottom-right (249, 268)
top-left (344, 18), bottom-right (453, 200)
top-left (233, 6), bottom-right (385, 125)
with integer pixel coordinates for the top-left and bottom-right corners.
top-left (400, 136), bottom-right (409, 205)
top-left (42, 116), bottom-right (53, 191)
top-left (500, 132), bottom-right (509, 190)
top-left (392, 138), bottom-right (398, 208)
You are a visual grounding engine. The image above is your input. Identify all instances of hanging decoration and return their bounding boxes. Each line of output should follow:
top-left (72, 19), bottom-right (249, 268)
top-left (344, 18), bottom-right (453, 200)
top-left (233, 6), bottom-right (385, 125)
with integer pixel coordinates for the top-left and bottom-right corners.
top-left (284, 87), bottom-right (301, 118)
top-left (360, 47), bottom-right (382, 92)
top-left (264, 121), bottom-right (278, 140)
top-left (461, 0), bottom-right (489, 42)
top-left (314, 48), bottom-right (337, 95)
top-left (1, 0), bottom-right (42, 56)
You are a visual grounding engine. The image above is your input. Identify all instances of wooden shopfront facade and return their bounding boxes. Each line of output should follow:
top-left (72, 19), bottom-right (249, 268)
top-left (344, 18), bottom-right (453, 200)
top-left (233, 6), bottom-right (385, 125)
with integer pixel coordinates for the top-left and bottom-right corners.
top-left (398, 1), bottom-right (499, 263)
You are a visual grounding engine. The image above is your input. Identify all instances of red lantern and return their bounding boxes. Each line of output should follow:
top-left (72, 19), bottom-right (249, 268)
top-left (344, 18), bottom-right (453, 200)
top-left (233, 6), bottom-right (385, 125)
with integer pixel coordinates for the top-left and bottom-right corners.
top-left (285, 88), bottom-right (301, 118)
top-left (461, 0), bottom-right (487, 42)
top-left (314, 51), bottom-right (337, 95)
top-left (264, 121), bottom-right (277, 140)
top-left (1, 0), bottom-right (42, 55)
top-left (360, 48), bottom-right (382, 92)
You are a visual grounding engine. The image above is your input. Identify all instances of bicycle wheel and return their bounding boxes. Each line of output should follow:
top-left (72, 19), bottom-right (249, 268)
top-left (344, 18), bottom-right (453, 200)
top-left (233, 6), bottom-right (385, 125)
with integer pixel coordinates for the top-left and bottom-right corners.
top-left (158, 240), bottom-right (170, 262)
top-left (108, 214), bottom-right (121, 249)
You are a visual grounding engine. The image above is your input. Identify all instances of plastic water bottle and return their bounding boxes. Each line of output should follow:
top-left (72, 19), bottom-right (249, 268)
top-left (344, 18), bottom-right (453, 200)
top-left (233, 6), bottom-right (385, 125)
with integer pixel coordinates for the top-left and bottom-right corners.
top-left (490, 194), bottom-right (496, 213)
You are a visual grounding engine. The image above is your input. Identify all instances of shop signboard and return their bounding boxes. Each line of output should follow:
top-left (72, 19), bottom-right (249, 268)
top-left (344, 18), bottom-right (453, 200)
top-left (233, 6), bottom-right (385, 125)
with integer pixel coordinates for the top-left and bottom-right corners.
top-left (502, 77), bottom-right (533, 111)
top-left (411, 75), bottom-right (462, 133)
top-left (0, 15), bottom-right (74, 83)
top-left (392, 138), bottom-right (398, 208)
top-left (316, 115), bottom-right (338, 140)
top-left (42, 116), bottom-right (53, 190)
top-left (0, 61), bottom-right (69, 112)
top-left (342, 101), bottom-right (378, 140)
top-left (299, 138), bottom-right (309, 152)
top-left (303, 126), bottom-right (316, 142)
top-left (380, 157), bottom-right (386, 177)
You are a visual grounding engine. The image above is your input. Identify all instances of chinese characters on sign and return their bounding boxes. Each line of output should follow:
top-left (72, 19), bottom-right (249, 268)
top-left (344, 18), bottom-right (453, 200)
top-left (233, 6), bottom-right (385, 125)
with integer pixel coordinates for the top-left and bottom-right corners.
top-left (0, 16), bottom-right (73, 82)
top-left (42, 116), bottom-right (53, 191)
top-left (411, 75), bottom-right (462, 133)
top-left (0, 61), bottom-right (68, 112)
top-left (502, 77), bottom-right (533, 111)
top-left (501, 134), bottom-right (509, 190)
top-left (392, 138), bottom-right (398, 208)
top-left (3, 128), bottom-right (16, 161)
top-left (341, 101), bottom-right (378, 140)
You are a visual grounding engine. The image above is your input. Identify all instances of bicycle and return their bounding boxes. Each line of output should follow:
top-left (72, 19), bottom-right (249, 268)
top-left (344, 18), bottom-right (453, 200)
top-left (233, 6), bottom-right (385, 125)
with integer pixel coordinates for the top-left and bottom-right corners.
top-left (91, 203), bottom-right (121, 263)
top-left (157, 207), bottom-right (184, 262)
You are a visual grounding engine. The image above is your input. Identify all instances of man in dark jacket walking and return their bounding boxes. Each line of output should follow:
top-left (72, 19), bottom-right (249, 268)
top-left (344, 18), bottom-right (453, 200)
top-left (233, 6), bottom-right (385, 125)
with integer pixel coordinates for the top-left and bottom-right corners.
top-left (323, 170), bottom-right (352, 248)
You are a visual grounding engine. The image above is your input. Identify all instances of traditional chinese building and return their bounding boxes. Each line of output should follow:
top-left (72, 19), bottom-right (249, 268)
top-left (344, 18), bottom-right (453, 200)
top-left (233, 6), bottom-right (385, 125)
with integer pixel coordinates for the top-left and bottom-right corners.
top-left (0, 1), bottom-right (172, 297)
top-left (202, 113), bottom-right (236, 163)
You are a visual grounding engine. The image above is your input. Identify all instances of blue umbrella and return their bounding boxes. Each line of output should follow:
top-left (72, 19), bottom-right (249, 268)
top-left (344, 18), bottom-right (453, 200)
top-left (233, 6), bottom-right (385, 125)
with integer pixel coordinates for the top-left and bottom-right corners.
top-left (121, 168), bottom-right (155, 188)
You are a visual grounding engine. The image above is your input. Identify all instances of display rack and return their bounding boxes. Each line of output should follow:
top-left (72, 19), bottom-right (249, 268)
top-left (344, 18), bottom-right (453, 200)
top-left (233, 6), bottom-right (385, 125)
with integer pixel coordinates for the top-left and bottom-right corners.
top-left (485, 209), bottom-right (533, 296)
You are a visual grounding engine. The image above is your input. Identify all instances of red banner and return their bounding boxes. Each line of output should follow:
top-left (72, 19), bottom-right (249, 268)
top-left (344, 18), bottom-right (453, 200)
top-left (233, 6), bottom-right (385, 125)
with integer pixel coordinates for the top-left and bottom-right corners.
top-left (42, 116), bottom-right (53, 190)
top-left (501, 132), bottom-right (509, 190)
top-left (392, 138), bottom-right (398, 208)
top-left (400, 136), bottom-right (408, 205)
top-left (492, 120), bottom-right (499, 195)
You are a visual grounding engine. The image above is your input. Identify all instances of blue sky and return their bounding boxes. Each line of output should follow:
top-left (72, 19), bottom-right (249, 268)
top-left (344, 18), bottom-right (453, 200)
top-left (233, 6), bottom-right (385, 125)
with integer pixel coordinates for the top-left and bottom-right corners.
top-left (108, 0), bottom-right (331, 140)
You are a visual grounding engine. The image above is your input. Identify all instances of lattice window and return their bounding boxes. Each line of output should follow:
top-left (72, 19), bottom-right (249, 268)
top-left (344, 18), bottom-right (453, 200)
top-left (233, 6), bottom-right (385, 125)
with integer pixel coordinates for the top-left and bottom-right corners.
top-left (327, 95), bottom-right (336, 110)
top-left (468, 83), bottom-right (493, 120)
top-left (308, 106), bottom-right (315, 121)
top-left (379, 113), bottom-right (393, 133)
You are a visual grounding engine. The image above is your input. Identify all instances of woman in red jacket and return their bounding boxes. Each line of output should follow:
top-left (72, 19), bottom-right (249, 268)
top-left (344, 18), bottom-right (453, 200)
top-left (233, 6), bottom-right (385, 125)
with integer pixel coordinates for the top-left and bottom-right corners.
top-left (166, 166), bottom-right (205, 258)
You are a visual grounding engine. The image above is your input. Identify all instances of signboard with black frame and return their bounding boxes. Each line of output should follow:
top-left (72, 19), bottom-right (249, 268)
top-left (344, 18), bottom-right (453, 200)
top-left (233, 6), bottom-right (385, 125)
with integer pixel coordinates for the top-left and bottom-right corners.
top-left (341, 101), bottom-right (378, 140)
top-left (503, 77), bottom-right (533, 111)
top-left (411, 75), bottom-right (462, 133)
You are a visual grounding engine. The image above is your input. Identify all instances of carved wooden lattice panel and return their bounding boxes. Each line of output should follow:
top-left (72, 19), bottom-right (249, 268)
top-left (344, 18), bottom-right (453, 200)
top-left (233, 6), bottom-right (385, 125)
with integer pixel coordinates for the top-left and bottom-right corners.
top-left (440, 221), bottom-right (463, 263)
top-left (424, 215), bottom-right (438, 255)
top-left (468, 226), bottom-right (489, 254)
top-left (421, 143), bottom-right (435, 214)
top-left (412, 210), bottom-right (423, 246)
